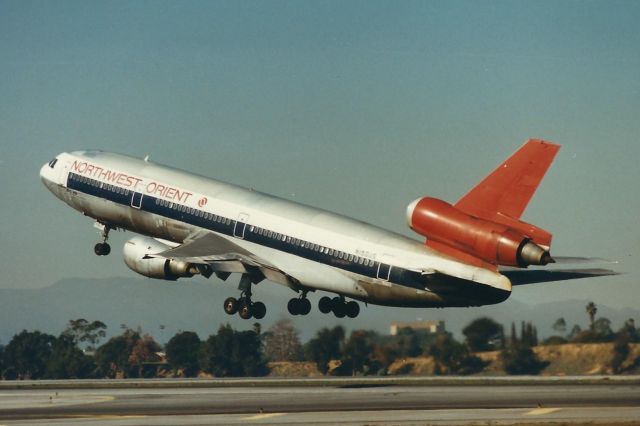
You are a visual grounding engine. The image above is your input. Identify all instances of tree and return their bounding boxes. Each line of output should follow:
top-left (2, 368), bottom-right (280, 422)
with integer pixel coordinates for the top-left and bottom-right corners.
top-left (586, 302), bottom-right (597, 330)
top-left (623, 318), bottom-right (639, 343)
top-left (94, 328), bottom-right (142, 378)
top-left (3, 330), bottom-right (56, 379)
top-left (568, 324), bottom-right (582, 341)
top-left (199, 324), bottom-right (267, 377)
top-left (166, 331), bottom-right (202, 377)
top-left (128, 334), bottom-right (162, 378)
top-left (510, 322), bottom-right (518, 345)
top-left (62, 319), bottom-right (107, 351)
top-left (0, 344), bottom-right (5, 378)
top-left (573, 317), bottom-right (614, 343)
top-left (340, 330), bottom-right (375, 376)
top-left (263, 319), bottom-right (302, 362)
top-left (552, 317), bottom-right (567, 334)
top-left (393, 327), bottom-right (424, 357)
top-left (427, 333), bottom-right (486, 375)
top-left (501, 344), bottom-right (548, 375)
top-left (304, 326), bottom-right (345, 374)
top-left (611, 330), bottom-right (631, 374)
top-left (45, 334), bottom-right (96, 379)
top-left (462, 317), bottom-right (503, 352)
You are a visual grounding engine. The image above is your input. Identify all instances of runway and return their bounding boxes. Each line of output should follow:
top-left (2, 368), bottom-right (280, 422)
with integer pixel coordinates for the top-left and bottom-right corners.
top-left (1, 378), bottom-right (639, 425)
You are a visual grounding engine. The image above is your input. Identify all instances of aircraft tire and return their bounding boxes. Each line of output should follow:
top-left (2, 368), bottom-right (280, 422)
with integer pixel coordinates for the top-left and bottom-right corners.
top-left (252, 301), bottom-right (266, 319)
top-left (318, 296), bottom-right (332, 314)
top-left (223, 297), bottom-right (238, 315)
top-left (287, 298), bottom-right (300, 315)
top-left (94, 243), bottom-right (110, 256)
top-left (238, 301), bottom-right (253, 319)
top-left (332, 297), bottom-right (346, 318)
top-left (299, 298), bottom-right (311, 315)
top-left (345, 301), bottom-right (360, 318)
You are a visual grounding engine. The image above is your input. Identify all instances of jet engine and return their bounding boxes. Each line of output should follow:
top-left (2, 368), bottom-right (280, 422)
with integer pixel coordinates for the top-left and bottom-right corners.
top-left (123, 236), bottom-right (200, 280)
top-left (406, 197), bottom-right (553, 267)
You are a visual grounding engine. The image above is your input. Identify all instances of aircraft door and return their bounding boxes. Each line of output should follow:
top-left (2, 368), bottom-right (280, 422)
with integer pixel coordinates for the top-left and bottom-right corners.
top-left (233, 213), bottom-right (250, 239)
top-left (131, 185), bottom-right (143, 209)
top-left (377, 263), bottom-right (392, 281)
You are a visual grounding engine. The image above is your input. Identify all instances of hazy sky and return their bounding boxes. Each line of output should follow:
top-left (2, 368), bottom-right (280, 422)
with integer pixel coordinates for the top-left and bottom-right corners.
top-left (1, 1), bottom-right (639, 310)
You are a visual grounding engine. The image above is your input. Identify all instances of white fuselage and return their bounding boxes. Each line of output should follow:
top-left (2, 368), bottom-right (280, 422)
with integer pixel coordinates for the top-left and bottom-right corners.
top-left (40, 150), bottom-right (511, 308)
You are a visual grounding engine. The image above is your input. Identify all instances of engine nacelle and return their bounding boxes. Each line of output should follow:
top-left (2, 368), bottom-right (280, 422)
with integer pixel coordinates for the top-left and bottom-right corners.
top-left (407, 197), bottom-right (553, 267)
top-left (123, 236), bottom-right (199, 280)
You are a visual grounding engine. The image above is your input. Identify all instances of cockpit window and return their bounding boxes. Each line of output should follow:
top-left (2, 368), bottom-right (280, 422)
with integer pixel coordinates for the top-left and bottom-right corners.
top-left (48, 158), bottom-right (58, 168)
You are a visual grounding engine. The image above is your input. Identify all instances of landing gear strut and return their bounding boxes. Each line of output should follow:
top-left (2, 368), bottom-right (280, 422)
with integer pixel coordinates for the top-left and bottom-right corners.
top-left (318, 295), bottom-right (359, 318)
top-left (223, 274), bottom-right (266, 320)
top-left (94, 223), bottom-right (112, 256)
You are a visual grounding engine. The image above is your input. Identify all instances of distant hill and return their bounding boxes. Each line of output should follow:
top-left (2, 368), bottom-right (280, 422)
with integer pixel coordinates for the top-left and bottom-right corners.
top-left (1, 277), bottom-right (638, 345)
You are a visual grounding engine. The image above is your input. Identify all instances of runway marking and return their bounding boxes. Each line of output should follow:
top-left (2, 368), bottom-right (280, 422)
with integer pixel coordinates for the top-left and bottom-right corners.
top-left (242, 413), bottom-right (286, 420)
top-left (525, 407), bottom-right (561, 416)
top-left (69, 415), bottom-right (148, 420)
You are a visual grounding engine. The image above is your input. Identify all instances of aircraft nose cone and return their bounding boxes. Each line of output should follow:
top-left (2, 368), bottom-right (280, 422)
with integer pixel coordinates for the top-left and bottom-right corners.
top-left (40, 162), bottom-right (53, 183)
top-left (40, 159), bottom-right (60, 189)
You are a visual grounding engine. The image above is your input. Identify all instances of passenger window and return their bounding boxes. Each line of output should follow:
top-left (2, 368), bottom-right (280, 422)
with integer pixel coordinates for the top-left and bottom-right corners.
top-left (348, 254), bottom-right (354, 262)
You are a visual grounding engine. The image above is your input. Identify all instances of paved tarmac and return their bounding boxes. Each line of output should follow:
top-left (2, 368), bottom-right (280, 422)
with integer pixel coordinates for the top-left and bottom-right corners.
top-left (0, 378), bottom-right (639, 425)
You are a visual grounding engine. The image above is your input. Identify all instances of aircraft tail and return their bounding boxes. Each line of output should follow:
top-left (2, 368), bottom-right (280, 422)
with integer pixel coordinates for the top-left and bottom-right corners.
top-left (453, 139), bottom-right (559, 246)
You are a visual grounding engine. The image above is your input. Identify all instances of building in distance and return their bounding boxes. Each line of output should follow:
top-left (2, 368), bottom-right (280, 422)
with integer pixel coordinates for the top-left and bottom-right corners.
top-left (389, 320), bottom-right (445, 336)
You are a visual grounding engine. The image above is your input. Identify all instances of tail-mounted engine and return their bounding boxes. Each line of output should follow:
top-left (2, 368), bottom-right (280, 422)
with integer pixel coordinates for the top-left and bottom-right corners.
top-left (123, 236), bottom-right (202, 280)
top-left (407, 197), bottom-right (554, 268)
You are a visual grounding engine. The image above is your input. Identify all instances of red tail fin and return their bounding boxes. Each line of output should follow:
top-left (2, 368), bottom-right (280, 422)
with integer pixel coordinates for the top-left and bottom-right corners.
top-left (455, 139), bottom-right (560, 221)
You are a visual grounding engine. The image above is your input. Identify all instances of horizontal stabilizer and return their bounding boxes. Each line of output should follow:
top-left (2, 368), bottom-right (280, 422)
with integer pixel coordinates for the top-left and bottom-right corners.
top-left (552, 256), bottom-right (618, 264)
top-left (502, 268), bottom-right (620, 286)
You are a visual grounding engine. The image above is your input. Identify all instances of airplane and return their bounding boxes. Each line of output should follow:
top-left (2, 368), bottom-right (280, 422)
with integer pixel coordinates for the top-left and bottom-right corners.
top-left (40, 139), bottom-right (615, 320)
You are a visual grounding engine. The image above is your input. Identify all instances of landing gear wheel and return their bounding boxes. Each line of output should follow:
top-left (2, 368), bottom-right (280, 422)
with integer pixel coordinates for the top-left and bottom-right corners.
top-left (299, 298), bottom-right (311, 315)
top-left (223, 297), bottom-right (238, 315)
top-left (238, 300), bottom-right (253, 320)
top-left (318, 296), bottom-right (332, 314)
top-left (252, 302), bottom-right (266, 319)
top-left (345, 301), bottom-right (360, 318)
top-left (94, 242), bottom-right (111, 256)
top-left (287, 298), bottom-right (300, 316)
top-left (288, 297), bottom-right (311, 316)
top-left (332, 297), bottom-right (346, 318)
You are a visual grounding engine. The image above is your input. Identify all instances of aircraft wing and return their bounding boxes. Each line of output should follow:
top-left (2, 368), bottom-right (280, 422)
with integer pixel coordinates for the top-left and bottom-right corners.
top-left (155, 231), bottom-right (265, 265)
top-left (501, 268), bottom-right (620, 286)
top-left (151, 231), bottom-right (298, 287)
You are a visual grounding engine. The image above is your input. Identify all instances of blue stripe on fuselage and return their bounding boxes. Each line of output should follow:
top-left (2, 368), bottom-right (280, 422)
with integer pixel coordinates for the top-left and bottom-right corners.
top-left (66, 172), bottom-right (428, 291)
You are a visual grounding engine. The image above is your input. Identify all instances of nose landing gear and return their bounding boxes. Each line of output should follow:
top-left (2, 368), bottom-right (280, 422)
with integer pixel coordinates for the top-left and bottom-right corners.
top-left (94, 222), bottom-right (112, 256)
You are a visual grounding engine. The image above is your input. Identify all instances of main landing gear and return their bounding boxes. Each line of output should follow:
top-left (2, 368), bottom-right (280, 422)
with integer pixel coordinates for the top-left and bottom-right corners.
top-left (223, 273), bottom-right (266, 320)
top-left (287, 295), bottom-right (311, 316)
top-left (223, 294), bottom-right (266, 320)
top-left (318, 296), bottom-right (360, 318)
top-left (94, 223), bottom-right (112, 256)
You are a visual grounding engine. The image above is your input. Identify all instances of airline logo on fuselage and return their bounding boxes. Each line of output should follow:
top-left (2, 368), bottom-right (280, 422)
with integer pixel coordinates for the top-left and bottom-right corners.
top-left (71, 160), bottom-right (193, 203)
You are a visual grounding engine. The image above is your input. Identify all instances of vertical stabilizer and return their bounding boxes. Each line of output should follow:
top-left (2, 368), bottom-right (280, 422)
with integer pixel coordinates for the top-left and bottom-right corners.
top-left (454, 139), bottom-right (560, 221)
